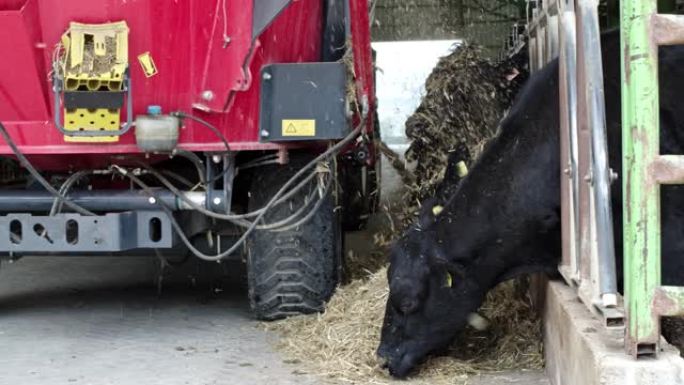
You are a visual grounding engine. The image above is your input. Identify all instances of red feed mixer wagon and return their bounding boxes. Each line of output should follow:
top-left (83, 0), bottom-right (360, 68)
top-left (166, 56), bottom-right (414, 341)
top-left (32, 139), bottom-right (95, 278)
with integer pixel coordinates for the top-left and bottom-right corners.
top-left (0, 0), bottom-right (379, 320)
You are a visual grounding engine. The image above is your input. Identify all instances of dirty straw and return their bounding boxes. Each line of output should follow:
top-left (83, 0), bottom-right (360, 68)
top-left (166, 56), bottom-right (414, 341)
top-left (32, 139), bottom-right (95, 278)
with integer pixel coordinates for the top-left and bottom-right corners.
top-left (265, 44), bottom-right (540, 384)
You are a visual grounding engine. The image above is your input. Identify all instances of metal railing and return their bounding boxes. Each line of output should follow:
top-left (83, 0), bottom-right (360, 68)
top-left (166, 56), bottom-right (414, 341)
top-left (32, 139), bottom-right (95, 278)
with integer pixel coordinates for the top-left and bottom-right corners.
top-left (526, 0), bottom-right (684, 357)
top-left (527, 0), bottom-right (622, 328)
top-left (621, 0), bottom-right (684, 357)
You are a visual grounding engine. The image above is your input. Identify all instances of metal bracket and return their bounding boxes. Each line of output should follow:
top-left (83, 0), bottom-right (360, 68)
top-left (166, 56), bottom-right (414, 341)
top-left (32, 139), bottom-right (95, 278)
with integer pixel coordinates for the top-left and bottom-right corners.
top-left (0, 211), bottom-right (172, 253)
top-left (52, 71), bottom-right (134, 137)
top-left (205, 153), bottom-right (235, 214)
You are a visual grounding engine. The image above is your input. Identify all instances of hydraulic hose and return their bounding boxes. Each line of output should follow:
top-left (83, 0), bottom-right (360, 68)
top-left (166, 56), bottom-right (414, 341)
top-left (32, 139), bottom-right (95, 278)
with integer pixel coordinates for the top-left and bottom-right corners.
top-left (0, 121), bottom-right (96, 216)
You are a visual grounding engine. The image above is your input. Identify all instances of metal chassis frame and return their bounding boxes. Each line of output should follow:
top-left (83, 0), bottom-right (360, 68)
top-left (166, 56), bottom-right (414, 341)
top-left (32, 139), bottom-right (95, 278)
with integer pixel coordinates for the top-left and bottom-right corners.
top-left (0, 211), bottom-right (173, 253)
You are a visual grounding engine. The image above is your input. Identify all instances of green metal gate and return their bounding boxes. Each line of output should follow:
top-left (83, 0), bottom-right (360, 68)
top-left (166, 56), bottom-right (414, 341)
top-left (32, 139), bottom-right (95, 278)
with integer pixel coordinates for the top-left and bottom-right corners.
top-left (621, 0), bottom-right (684, 357)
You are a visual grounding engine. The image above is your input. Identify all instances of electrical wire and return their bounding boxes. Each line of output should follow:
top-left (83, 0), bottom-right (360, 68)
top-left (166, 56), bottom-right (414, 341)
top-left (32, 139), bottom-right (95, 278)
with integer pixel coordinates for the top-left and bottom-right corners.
top-left (236, 154), bottom-right (279, 172)
top-left (129, 158), bottom-right (329, 230)
top-left (0, 121), bottom-right (95, 216)
top-left (125, 156), bottom-right (320, 222)
top-left (271, 176), bottom-right (332, 233)
top-left (0, 111), bottom-right (365, 261)
top-left (172, 111), bottom-right (232, 186)
top-left (173, 149), bottom-right (207, 185)
top-left (237, 158), bottom-right (279, 172)
top-left (160, 170), bottom-right (195, 189)
top-left (50, 170), bottom-right (93, 216)
top-left (113, 120), bottom-right (364, 261)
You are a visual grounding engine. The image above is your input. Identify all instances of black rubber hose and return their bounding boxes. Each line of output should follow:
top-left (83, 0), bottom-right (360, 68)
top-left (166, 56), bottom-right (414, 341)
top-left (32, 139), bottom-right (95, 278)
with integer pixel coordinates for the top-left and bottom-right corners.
top-left (0, 121), bottom-right (95, 216)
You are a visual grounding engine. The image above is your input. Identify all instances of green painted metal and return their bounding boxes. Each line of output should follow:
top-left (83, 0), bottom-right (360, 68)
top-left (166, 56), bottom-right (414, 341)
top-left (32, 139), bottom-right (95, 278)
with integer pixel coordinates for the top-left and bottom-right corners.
top-left (620, 0), bottom-right (661, 355)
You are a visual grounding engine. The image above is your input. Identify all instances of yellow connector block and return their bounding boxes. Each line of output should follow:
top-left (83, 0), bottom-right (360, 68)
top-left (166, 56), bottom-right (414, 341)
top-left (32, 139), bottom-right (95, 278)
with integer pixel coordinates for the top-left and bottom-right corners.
top-left (59, 21), bottom-right (129, 142)
top-left (64, 109), bottom-right (119, 143)
top-left (61, 21), bottom-right (129, 91)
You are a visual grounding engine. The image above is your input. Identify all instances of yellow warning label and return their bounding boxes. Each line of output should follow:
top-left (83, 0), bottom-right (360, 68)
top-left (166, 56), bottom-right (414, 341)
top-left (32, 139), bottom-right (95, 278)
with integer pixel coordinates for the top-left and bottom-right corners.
top-left (137, 52), bottom-right (158, 78)
top-left (282, 119), bottom-right (316, 137)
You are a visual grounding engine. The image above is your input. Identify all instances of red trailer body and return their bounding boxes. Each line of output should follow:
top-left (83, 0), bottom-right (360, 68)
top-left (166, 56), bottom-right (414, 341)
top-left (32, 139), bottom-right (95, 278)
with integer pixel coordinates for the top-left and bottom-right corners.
top-left (0, 0), bottom-right (374, 165)
top-left (0, 0), bottom-right (378, 320)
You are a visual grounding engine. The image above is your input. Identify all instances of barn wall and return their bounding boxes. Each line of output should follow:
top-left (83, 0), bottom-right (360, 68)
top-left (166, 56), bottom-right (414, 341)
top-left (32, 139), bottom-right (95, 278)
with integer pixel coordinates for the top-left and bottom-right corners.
top-left (371, 0), bottom-right (524, 55)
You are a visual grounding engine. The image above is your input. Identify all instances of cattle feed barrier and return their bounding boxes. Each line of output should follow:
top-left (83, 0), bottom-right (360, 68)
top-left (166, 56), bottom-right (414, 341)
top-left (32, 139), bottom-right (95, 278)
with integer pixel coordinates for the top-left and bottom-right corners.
top-left (527, 0), bottom-right (624, 330)
top-left (527, 0), bottom-right (684, 360)
top-left (621, 0), bottom-right (684, 357)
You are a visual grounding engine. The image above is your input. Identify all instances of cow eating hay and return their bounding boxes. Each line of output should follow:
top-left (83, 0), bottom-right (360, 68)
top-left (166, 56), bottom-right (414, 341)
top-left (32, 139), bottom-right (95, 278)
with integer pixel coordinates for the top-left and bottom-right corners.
top-left (264, 44), bottom-right (539, 383)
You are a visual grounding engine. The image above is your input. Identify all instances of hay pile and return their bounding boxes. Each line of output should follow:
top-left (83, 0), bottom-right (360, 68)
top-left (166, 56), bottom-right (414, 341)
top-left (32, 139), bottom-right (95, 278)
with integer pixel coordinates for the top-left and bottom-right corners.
top-left (266, 44), bottom-right (538, 383)
top-left (404, 44), bottom-right (528, 204)
top-left (266, 268), bottom-right (542, 384)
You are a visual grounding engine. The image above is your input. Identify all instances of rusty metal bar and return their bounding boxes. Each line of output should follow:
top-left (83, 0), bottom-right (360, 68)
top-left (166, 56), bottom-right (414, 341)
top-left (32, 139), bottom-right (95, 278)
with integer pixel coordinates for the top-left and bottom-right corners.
top-left (653, 286), bottom-right (684, 317)
top-left (651, 155), bottom-right (684, 184)
top-left (652, 14), bottom-right (684, 45)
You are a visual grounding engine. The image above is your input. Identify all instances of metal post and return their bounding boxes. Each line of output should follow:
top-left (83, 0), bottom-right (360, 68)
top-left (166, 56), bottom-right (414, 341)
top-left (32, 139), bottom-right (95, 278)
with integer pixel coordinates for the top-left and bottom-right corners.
top-left (558, 0), bottom-right (580, 284)
top-left (581, 0), bottom-right (618, 308)
top-left (573, 0), bottom-right (619, 311)
top-left (621, 0), bottom-right (661, 357)
top-left (573, 0), bottom-right (594, 294)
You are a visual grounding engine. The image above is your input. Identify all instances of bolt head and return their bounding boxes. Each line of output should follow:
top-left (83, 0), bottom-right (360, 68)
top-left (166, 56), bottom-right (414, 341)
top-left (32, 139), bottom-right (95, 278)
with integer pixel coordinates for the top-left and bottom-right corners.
top-left (213, 197), bottom-right (222, 206)
top-left (212, 155), bottom-right (222, 164)
top-left (261, 130), bottom-right (270, 137)
top-left (148, 197), bottom-right (157, 204)
top-left (201, 90), bottom-right (215, 101)
top-left (610, 169), bottom-right (619, 183)
top-left (263, 72), bottom-right (272, 80)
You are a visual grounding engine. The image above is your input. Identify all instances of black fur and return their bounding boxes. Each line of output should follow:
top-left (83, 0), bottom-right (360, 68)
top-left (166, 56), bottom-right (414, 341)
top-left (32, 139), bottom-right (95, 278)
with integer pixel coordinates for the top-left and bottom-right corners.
top-left (378, 30), bottom-right (684, 378)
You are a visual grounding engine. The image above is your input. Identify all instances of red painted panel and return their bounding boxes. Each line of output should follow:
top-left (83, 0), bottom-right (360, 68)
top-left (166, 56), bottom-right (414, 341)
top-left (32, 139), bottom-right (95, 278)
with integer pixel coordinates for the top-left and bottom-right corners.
top-left (0, 0), bottom-right (375, 171)
top-left (0, 2), bottom-right (49, 121)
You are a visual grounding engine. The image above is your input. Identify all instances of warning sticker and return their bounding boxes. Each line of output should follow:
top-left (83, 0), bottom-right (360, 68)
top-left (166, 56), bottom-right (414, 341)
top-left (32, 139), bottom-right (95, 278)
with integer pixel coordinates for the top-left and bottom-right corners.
top-left (282, 119), bottom-right (316, 137)
top-left (137, 52), bottom-right (158, 78)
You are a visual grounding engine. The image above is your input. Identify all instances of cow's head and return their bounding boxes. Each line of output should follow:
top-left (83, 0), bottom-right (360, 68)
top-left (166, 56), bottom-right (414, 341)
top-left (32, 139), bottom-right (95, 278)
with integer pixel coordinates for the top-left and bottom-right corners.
top-left (377, 203), bottom-right (488, 378)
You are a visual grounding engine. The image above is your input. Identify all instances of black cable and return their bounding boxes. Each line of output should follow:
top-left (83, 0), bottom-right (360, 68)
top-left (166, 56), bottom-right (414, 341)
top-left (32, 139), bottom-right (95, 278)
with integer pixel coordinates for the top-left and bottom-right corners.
top-left (172, 112), bottom-right (231, 186)
top-left (160, 170), bottom-right (195, 189)
top-left (173, 149), bottom-right (206, 185)
top-left (126, 157), bottom-right (319, 223)
top-left (132, 158), bottom-right (327, 230)
top-left (0, 121), bottom-right (95, 216)
top-left (50, 170), bottom-right (93, 215)
top-left (113, 120), bottom-right (364, 261)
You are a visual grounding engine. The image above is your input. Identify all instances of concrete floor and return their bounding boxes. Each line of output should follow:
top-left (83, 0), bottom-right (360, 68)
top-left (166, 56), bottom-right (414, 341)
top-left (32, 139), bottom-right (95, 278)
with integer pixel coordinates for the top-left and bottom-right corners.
top-left (0, 162), bottom-right (549, 385)
top-left (0, 257), bottom-right (322, 385)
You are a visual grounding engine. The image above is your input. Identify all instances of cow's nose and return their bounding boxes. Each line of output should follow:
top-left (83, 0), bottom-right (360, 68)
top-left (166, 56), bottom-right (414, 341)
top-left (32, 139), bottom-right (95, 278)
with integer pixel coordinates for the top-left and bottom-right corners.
top-left (376, 343), bottom-right (391, 361)
top-left (376, 353), bottom-right (389, 368)
top-left (387, 352), bottom-right (417, 379)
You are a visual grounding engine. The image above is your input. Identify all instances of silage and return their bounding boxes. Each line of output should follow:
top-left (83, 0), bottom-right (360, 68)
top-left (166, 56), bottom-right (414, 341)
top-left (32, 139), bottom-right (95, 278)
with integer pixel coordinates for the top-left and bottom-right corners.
top-left (265, 44), bottom-right (539, 383)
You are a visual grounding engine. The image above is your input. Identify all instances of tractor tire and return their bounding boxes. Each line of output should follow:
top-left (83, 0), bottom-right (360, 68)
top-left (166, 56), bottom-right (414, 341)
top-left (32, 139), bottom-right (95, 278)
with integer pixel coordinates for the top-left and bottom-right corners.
top-left (246, 154), bottom-right (342, 320)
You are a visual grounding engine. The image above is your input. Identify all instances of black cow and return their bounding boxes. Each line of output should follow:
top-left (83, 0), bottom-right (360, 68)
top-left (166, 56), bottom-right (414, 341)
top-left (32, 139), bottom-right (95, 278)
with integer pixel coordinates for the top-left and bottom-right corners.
top-left (377, 30), bottom-right (684, 378)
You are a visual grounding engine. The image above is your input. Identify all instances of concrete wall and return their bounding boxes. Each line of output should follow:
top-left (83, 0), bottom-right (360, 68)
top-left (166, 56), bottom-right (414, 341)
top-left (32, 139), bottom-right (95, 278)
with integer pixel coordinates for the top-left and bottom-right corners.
top-left (371, 0), bottom-right (524, 55)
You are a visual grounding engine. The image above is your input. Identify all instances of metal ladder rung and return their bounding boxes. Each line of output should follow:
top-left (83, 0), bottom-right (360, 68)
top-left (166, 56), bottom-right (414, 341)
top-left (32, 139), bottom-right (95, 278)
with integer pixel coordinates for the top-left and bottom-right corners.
top-left (650, 155), bottom-right (684, 184)
top-left (653, 14), bottom-right (684, 46)
top-left (653, 286), bottom-right (684, 316)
